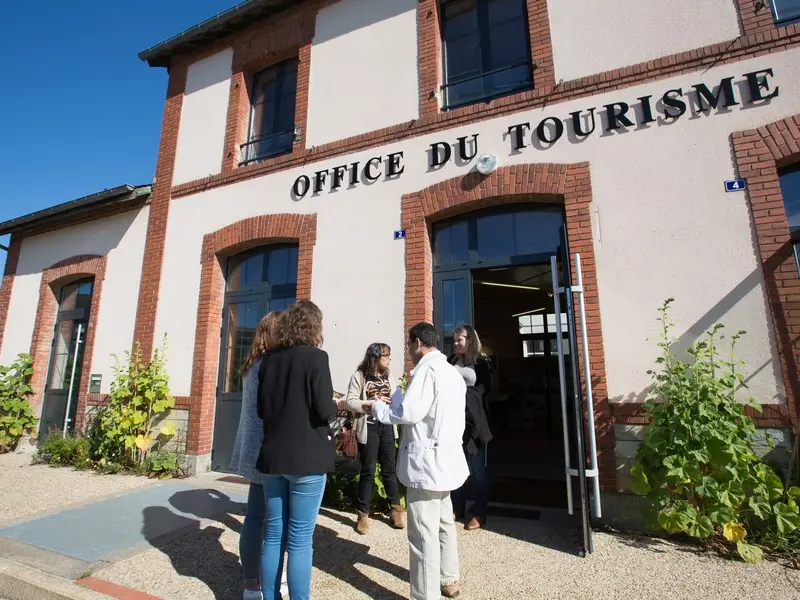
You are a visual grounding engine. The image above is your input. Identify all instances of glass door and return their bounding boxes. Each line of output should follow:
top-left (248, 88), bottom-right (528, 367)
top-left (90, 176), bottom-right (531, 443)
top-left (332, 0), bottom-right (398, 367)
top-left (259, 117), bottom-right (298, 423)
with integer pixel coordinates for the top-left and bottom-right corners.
top-left (40, 280), bottom-right (93, 438)
top-left (433, 269), bottom-right (473, 357)
top-left (550, 238), bottom-right (601, 556)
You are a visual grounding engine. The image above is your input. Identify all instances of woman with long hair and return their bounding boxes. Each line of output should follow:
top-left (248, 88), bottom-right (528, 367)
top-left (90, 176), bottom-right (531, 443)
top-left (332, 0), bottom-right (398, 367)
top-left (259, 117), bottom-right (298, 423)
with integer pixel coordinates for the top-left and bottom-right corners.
top-left (450, 324), bottom-right (493, 531)
top-left (256, 300), bottom-right (336, 600)
top-left (230, 311), bottom-right (285, 600)
top-left (345, 342), bottom-right (404, 534)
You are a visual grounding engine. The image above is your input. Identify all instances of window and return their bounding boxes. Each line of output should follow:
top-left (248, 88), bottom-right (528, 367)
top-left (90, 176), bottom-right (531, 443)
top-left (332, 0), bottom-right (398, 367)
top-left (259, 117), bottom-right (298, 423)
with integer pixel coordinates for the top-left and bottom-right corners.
top-left (433, 205), bottom-right (564, 269)
top-left (440, 0), bottom-right (532, 109)
top-left (771, 0), bottom-right (800, 23)
top-left (519, 312), bottom-right (569, 358)
top-left (240, 59), bottom-right (298, 165)
top-left (779, 165), bottom-right (800, 277)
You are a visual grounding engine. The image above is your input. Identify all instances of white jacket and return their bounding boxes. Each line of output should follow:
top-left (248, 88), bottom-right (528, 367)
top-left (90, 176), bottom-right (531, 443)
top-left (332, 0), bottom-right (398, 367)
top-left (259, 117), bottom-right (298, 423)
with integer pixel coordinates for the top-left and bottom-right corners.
top-left (372, 350), bottom-right (469, 492)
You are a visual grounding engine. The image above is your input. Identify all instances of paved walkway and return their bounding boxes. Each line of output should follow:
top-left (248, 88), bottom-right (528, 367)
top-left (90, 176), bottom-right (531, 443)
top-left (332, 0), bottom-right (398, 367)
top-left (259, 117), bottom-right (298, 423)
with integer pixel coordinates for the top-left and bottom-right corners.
top-left (0, 451), bottom-right (799, 599)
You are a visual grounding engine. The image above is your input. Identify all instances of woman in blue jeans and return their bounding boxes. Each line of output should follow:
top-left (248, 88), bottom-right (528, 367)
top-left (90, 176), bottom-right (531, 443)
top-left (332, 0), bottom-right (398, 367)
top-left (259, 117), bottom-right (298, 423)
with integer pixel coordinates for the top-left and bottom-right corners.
top-left (256, 300), bottom-right (336, 600)
top-left (230, 311), bottom-right (287, 600)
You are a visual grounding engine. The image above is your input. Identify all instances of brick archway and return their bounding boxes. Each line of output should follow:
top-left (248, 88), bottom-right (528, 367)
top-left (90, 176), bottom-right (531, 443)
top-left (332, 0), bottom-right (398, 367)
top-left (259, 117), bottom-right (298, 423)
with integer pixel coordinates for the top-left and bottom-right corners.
top-left (732, 113), bottom-right (800, 428)
top-left (401, 163), bottom-right (615, 490)
top-left (29, 255), bottom-right (107, 431)
top-left (187, 213), bottom-right (317, 464)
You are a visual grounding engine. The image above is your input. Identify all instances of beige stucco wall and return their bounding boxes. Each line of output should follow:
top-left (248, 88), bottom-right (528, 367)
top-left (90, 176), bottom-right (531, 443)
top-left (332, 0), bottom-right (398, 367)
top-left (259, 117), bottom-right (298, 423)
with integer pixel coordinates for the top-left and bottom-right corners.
top-left (0, 207), bottom-right (149, 394)
top-left (547, 0), bottom-right (742, 82)
top-left (305, 0), bottom-right (419, 148)
top-left (172, 48), bottom-right (233, 186)
top-left (154, 51), bottom-right (800, 407)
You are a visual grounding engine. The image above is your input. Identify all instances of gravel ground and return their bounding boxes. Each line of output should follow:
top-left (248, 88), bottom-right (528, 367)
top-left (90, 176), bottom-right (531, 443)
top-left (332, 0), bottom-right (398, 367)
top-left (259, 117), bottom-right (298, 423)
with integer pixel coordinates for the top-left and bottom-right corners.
top-left (0, 450), bottom-right (153, 527)
top-left (97, 507), bottom-right (800, 600)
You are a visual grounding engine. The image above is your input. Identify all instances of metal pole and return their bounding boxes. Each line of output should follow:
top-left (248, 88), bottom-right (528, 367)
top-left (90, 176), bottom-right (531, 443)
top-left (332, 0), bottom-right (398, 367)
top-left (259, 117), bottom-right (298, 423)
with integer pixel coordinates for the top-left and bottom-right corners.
top-left (551, 255), bottom-right (574, 515)
top-left (575, 255), bottom-right (602, 519)
top-left (564, 254), bottom-right (593, 555)
top-left (62, 323), bottom-right (83, 435)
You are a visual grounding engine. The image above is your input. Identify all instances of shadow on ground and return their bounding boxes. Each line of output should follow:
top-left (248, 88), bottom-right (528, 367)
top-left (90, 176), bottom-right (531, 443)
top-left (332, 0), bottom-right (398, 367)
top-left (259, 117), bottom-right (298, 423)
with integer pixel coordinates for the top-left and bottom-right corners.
top-left (141, 489), bottom-right (246, 600)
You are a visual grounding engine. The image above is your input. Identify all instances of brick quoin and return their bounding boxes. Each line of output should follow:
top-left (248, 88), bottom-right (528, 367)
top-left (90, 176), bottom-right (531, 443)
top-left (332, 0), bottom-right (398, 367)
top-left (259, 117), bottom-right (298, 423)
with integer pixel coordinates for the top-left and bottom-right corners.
top-left (0, 235), bottom-right (22, 356)
top-left (29, 255), bottom-right (107, 433)
top-left (731, 113), bottom-right (800, 430)
top-left (185, 213), bottom-right (317, 458)
top-left (132, 63), bottom-right (188, 361)
top-left (400, 163), bottom-right (616, 492)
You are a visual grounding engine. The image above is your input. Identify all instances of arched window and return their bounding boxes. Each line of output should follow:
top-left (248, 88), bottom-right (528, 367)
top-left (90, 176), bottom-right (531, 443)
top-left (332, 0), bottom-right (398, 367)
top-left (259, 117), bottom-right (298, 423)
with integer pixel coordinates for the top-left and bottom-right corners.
top-left (40, 278), bottom-right (94, 436)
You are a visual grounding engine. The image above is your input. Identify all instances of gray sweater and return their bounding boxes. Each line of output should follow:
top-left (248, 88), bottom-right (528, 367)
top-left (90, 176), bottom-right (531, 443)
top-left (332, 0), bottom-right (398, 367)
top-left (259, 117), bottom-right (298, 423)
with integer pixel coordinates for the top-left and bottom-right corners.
top-left (230, 357), bottom-right (262, 483)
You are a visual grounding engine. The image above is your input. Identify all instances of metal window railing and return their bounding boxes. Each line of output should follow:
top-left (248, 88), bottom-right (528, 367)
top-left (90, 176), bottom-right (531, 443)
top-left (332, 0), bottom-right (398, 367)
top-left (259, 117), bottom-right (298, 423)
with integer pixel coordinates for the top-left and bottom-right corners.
top-left (239, 129), bottom-right (295, 166)
top-left (441, 61), bottom-right (532, 110)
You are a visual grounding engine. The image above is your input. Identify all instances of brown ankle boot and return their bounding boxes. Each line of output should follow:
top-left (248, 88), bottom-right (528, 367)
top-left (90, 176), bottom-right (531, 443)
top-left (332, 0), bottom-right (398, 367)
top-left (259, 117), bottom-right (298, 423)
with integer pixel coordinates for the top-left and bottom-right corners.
top-left (390, 504), bottom-right (405, 529)
top-left (356, 511), bottom-right (370, 535)
top-left (441, 581), bottom-right (461, 598)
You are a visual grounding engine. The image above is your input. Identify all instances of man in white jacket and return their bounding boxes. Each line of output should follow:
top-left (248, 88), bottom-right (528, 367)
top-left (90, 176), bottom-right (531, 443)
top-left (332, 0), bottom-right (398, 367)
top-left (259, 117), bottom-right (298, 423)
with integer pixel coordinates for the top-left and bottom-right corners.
top-left (365, 322), bottom-right (469, 600)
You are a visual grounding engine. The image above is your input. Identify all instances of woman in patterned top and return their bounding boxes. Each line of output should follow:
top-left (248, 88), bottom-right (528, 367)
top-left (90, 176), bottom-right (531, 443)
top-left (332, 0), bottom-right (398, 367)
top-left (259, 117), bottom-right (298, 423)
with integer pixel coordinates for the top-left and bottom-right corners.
top-left (345, 342), bottom-right (405, 534)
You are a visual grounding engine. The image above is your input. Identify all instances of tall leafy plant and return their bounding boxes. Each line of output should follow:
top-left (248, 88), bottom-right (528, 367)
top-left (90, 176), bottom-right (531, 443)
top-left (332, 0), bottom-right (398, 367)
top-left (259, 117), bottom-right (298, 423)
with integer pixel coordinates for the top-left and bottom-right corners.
top-left (630, 299), bottom-right (800, 563)
top-left (0, 353), bottom-right (37, 452)
top-left (95, 337), bottom-right (176, 469)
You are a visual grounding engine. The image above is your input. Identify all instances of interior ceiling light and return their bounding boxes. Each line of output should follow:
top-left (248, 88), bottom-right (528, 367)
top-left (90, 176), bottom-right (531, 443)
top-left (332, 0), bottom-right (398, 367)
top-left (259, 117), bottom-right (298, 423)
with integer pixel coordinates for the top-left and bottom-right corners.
top-left (480, 282), bottom-right (540, 291)
top-left (512, 307), bottom-right (547, 318)
top-left (476, 153), bottom-right (498, 175)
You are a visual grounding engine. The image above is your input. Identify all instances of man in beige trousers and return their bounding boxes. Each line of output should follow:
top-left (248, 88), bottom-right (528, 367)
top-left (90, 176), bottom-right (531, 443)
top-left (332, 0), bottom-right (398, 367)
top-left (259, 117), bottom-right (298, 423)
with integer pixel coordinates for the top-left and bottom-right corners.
top-left (365, 322), bottom-right (469, 599)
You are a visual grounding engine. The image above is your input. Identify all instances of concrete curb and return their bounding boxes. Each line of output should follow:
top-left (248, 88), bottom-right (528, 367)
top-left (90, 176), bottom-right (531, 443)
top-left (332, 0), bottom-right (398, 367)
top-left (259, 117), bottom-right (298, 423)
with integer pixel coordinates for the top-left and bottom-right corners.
top-left (0, 558), bottom-right (111, 600)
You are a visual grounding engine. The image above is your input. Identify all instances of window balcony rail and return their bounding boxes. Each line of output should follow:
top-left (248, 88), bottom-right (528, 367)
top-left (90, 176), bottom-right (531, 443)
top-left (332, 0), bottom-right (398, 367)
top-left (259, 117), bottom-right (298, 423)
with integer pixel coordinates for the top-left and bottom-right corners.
top-left (442, 61), bottom-right (533, 110)
top-left (239, 129), bottom-right (295, 166)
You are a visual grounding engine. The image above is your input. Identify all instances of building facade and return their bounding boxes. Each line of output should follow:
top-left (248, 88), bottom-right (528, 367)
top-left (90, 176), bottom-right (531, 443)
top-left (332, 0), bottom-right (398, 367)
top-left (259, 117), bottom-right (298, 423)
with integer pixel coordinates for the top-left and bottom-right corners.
top-left (2, 0), bottom-right (800, 525)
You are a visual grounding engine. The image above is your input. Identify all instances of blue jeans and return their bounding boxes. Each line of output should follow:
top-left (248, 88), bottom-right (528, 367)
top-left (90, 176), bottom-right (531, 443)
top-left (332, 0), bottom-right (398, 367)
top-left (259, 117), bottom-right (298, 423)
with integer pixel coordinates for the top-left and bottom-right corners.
top-left (240, 483), bottom-right (266, 583)
top-left (452, 444), bottom-right (489, 520)
top-left (260, 474), bottom-right (326, 600)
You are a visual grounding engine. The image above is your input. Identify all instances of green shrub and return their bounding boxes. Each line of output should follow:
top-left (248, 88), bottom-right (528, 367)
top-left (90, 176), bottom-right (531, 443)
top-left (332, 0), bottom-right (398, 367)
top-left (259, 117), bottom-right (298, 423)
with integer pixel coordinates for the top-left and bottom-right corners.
top-left (630, 299), bottom-right (800, 564)
top-left (0, 353), bottom-right (37, 452)
top-left (36, 431), bottom-right (90, 468)
top-left (324, 471), bottom-right (357, 510)
top-left (94, 337), bottom-right (176, 470)
top-left (141, 448), bottom-right (183, 479)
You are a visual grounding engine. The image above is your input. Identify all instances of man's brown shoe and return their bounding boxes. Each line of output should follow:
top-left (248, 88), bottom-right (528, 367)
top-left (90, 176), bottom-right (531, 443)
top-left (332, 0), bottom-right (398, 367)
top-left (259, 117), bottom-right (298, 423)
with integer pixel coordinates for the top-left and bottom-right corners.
top-left (441, 582), bottom-right (461, 598)
top-left (465, 517), bottom-right (483, 530)
top-left (390, 504), bottom-right (405, 529)
top-left (356, 511), bottom-right (370, 535)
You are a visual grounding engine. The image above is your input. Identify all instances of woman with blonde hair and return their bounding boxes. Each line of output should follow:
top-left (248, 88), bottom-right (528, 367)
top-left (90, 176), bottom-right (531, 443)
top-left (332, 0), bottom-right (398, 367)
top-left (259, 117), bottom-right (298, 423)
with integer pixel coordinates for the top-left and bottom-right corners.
top-left (256, 300), bottom-right (336, 600)
top-left (449, 324), bottom-right (494, 531)
top-left (230, 311), bottom-right (285, 600)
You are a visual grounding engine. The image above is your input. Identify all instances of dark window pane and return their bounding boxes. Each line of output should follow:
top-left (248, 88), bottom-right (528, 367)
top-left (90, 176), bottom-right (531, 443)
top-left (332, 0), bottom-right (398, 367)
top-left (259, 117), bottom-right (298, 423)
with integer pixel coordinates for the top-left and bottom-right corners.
top-left (266, 247), bottom-right (299, 286)
top-left (59, 280), bottom-right (93, 312)
top-left (442, 277), bottom-right (467, 335)
top-left (445, 35), bottom-right (482, 80)
top-left (227, 253), bottom-right (263, 291)
top-left (512, 210), bottom-right (564, 256)
top-left (444, 0), bottom-right (479, 37)
top-left (488, 22), bottom-right (528, 67)
top-left (245, 59), bottom-right (298, 163)
top-left (773, 0), bottom-right (800, 21)
top-left (435, 220), bottom-right (469, 266)
top-left (779, 166), bottom-right (800, 236)
top-left (487, 0), bottom-right (525, 24)
top-left (269, 296), bottom-right (295, 313)
top-left (477, 212), bottom-right (515, 259)
top-left (224, 301), bottom-right (260, 393)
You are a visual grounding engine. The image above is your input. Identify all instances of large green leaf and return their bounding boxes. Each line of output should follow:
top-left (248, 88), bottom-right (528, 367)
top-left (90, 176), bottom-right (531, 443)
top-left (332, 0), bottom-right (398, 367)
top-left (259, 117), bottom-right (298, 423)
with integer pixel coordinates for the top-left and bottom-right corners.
top-left (773, 502), bottom-right (800, 535)
top-left (658, 510), bottom-right (691, 535)
top-left (748, 497), bottom-right (771, 521)
top-left (736, 542), bottom-right (763, 564)
top-left (629, 464), bottom-right (651, 496)
top-left (688, 515), bottom-right (713, 539)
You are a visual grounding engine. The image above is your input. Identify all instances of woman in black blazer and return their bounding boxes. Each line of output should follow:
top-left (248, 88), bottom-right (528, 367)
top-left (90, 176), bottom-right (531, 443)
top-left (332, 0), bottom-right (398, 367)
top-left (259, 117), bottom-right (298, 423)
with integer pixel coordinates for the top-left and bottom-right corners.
top-left (256, 299), bottom-right (335, 600)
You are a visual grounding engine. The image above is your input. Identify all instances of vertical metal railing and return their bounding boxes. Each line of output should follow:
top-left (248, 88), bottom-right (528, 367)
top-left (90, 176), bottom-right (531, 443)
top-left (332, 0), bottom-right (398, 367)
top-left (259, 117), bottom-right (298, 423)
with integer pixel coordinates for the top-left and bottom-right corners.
top-left (62, 323), bottom-right (84, 435)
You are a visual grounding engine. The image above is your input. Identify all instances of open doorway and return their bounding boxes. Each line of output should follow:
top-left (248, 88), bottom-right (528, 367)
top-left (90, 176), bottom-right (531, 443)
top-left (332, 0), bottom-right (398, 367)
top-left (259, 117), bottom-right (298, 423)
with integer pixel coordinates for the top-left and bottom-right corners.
top-left (472, 264), bottom-right (572, 509)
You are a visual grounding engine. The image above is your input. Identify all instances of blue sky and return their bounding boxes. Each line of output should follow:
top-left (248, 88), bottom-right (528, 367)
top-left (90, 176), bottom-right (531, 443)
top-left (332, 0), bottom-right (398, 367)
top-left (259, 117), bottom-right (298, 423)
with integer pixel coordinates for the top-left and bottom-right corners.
top-left (0, 0), bottom-right (238, 273)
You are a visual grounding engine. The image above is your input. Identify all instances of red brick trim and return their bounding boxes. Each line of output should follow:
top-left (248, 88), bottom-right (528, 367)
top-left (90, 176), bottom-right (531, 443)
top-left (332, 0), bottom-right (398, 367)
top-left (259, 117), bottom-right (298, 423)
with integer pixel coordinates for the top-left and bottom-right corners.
top-left (132, 64), bottom-right (188, 361)
top-left (220, 9), bottom-right (316, 171)
top-left (171, 23), bottom-right (800, 200)
top-left (610, 402), bottom-right (791, 429)
top-left (77, 576), bottom-right (164, 600)
top-left (400, 163), bottom-right (616, 491)
top-left (731, 113), bottom-right (800, 429)
top-left (29, 255), bottom-right (107, 432)
top-left (87, 393), bottom-right (192, 411)
top-left (417, 0), bottom-right (555, 117)
top-left (186, 213), bottom-right (317, 456)
top-left (0, 235), bottom-right (22, 357)
top-left (737, 0), bottom-right (779, 35)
